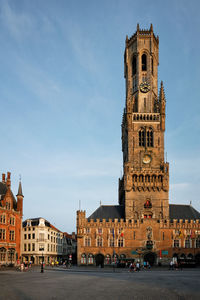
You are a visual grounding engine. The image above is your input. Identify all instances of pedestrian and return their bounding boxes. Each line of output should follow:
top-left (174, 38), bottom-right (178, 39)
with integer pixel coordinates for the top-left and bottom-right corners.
top-left (136, 261), bottom-right (140, 272)
top-left (143, 261), bottom-right (147, 269)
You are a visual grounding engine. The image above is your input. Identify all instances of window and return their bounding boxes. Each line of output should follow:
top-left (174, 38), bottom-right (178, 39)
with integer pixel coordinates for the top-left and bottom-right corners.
top-left (32, 233), bottom-right (35, 239)
top-left (97, 237), bottom-right (103, 247)
top-left (88, 254), bottom-right (94, 264)
top-left (0, 229), bottom-right (6, 240)
top-left (147, 128), bottom-right (153, 147)
top-left (139, 128), bottom-right (145, 146)
top-left (6, 202), bottom-right (11, 210)
top-left (48, 244), bottom-right (50, 251)
top-left (24, 234), bottom-right (27, 240)
top-left (98, 228), bottom-right (102, 235)
top-left (144, 98), bottom-right (146, 112)
top-left (105, 254), bottom-right (111, 265)
top-left (24, 244), bottom-right (27, 251)
top-left (10, 217), bottom-right (15, 225)
top-left (133, 231), bottom-right (136, 240)
top-left (32, 243), bottom-right (35, 251)
top-left (185, 239), bottom-right (191, 248)
top-left (0, 214), bottom-right (6, 224)
top-left (0, 248), bottom-right (6, 262)
top-left (28, 234), bottom-right (31, 239)
top-left (118, 238), bottom-right (124, 247)
top-left (9, 230), bottom-right (15, 241)
top-left (152, 57), bottom-right (154, 75)
top-left (174, 240), bottom-right (179, 248)
top-left (85, 237), bottom-right (91, 247)
top-left (48, 234), bottom-right (50, 240)
top-left (132, 56), bottom-right (137, 75)
top-left (196, 236), bottom-right (200, 248)
top-left (81, 253), bottom-right (86, 264)
top-left (109, 238), bottom-right (114, 247)
top-left (28, 244), bottom-right (31, 251)
top-left (8, 249), bottom-right (14, 262)
top-left (142, 54), bottom-right (147, 71)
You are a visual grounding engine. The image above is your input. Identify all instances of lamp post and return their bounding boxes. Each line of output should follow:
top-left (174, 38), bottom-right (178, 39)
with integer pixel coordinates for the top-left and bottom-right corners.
top-left (39, 247), bottom-right (44, 273)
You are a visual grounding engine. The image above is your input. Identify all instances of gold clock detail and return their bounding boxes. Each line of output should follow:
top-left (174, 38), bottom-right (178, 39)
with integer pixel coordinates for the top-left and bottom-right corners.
top-left (140, 82), bottom-right (150, 93)
top-left (143, 154), bottom-right (151, 164)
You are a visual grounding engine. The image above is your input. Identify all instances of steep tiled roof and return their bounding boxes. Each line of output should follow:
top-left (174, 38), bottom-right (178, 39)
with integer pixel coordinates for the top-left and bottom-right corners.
top-left (87, 204), bottom-right (200, 222)
top-left (169, 204), bottom-right (200, 221)
top-left (88, 205), bottom-right (125, 221)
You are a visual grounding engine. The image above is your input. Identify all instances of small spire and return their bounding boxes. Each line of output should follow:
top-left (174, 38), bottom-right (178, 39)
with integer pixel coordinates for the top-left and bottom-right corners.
top-left (159, 81), bottom-right (166, 102)
top-left (150, 24), bottom-right (153, 32)
top-left (137, 23), bottom-right (140, 32)
top-left (17, 180), bottom-right (23, 197)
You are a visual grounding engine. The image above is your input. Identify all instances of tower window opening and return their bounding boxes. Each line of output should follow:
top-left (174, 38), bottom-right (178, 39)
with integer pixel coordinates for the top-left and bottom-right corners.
top-left (144, 98), bottom-right (146, 112)
top-left (147, 128), bottom-right (153, 147)
top-left (132, 56), bottom-right (137, 76)
top-left (152, 57), bottom-right (154, 75)
top-left (139, 128), bottom-right (145, 147)
top-left (142, 54), bottom-right (147, 71)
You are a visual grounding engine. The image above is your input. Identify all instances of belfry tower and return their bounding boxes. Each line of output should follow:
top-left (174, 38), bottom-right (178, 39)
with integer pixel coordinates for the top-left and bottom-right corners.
top-left (119, 24), bottom-right (169, 220)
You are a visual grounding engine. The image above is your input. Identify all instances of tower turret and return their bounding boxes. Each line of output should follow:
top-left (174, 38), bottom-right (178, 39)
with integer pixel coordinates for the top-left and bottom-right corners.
top-left (17, 180), bottom-right (24, 216)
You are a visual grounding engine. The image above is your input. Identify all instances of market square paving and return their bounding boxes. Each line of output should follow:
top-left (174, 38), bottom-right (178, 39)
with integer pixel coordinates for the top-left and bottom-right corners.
top-left (0, 267), bottom-right (200, 300)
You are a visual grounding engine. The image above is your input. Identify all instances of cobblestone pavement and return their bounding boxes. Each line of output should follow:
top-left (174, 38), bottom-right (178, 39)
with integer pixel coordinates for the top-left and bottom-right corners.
top-left (0, 266), bottom-right (200, 300)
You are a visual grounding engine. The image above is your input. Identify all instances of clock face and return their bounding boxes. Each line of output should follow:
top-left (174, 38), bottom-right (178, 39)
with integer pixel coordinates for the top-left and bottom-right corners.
top-left (143, 154), bottom-right (151, 164)
top-left (140, 82), bottom-right (150, 93)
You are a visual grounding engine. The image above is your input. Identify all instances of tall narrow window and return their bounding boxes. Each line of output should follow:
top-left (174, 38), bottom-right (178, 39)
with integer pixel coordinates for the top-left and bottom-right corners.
top-left (132, 56), bottom-right (137, 75)
top-left (147, 128), bottom-right (153, 147)
top-left (139, 128), bottom-right (145, 146)
top-left (144, 98), bottom-right (146, 112)
top-left (142, 54), bottom-right (147, 71)
top-left (152, 57), bottom-right (154, 75)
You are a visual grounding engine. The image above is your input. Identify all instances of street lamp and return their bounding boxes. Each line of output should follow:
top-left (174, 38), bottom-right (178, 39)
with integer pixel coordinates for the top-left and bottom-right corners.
top-left (39, 247), bottom-right (44, 273)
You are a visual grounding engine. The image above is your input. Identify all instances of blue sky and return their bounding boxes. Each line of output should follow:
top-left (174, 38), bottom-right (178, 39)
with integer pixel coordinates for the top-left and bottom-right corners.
top-left (0, 0), bottom-right (200, 232)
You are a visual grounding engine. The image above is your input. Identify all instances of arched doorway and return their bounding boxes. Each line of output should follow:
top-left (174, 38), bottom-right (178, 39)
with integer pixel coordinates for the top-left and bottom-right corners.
top-left (95, 254), bottom-right (104, 267)
top-left (144, 252), bottom-right (156, 266)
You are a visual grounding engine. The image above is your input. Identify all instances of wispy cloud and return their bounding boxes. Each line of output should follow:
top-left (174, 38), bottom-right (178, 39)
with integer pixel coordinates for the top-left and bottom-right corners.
top-left (0, 1), bottom-right (35, 40)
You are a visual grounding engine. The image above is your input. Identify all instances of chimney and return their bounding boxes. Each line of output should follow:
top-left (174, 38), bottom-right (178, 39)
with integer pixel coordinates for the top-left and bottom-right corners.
top-left (6, 172), bottom-right (11, 187)
top-left (2, 173), bottom-right (6, 183)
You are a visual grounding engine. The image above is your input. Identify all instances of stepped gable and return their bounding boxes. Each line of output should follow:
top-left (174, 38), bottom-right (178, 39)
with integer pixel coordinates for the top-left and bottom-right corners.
top-left (88, 205), bottom-right (125, 221)
top-left (169, 204), bottom-right (200, 221)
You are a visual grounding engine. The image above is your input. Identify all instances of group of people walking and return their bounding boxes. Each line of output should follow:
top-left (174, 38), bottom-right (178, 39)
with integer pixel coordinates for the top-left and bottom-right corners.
top-left (129, 261), bottom-right (150, 272)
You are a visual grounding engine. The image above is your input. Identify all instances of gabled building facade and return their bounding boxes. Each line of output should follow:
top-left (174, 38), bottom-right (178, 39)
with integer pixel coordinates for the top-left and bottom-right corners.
top-left (0, 172), bottom-right (23, 265)
top-left (21, 217), bottom-right (76, 264)
top-left (76, 24), bottom-right (200, 266)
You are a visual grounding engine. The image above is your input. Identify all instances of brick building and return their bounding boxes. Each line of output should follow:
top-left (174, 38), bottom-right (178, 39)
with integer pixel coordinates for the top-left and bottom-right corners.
top-left (0, 172), bottom-right (23, 265)
top-left (76, 24), bottom-right (200, 266)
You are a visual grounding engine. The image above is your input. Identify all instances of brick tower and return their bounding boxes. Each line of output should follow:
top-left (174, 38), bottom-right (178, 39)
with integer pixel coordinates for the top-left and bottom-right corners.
top-left (119, 24), bottom-right (169, 221)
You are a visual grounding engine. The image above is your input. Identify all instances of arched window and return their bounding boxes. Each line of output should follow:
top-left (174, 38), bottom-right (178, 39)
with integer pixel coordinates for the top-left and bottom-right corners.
top-left (147, 128), bottom-right (153, 147)
top-left (139, 128), bottom-right (145, 146)
top-left (81, 253), bottom-right (87, 264)
top-left (105, 254), bottom-right (111, 265)
top-left (0, 247), bottom-right (6, 262)
top-left (132, 56), bottom-right (137, 75)
top-left (88, 254), bottom-right (94, 264)
top-left (142, 54), bottom-right (147, 71)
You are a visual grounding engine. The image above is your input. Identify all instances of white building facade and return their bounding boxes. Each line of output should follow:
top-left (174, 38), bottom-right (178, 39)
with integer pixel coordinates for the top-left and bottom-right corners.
top-left (21, 218), bottom-right (76, 264)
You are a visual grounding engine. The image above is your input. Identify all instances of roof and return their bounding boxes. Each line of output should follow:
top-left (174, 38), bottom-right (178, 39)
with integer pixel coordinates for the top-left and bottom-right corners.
top-left (23, 218), bottom-right (51, 227)
top-left (169, 204), bottom-right (200, 221)
top-left (0, 182), bottom-right (17, 209)
top-left (88, 205), bottom-right (125, 221)
top-left (87, 204), bottom-right (200, 222)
